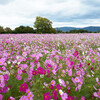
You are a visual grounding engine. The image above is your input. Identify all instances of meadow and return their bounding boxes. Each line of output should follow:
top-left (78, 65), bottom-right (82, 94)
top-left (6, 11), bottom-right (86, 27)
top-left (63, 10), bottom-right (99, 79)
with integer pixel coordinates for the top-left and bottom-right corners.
top-left (0, 33), bottom-right (100, 100)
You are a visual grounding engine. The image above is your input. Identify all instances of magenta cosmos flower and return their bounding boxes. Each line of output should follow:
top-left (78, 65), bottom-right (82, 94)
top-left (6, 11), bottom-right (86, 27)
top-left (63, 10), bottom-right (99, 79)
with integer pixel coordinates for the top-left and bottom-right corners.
top-left (73, 51), bottom-right (79, 57)
top-left (37, 67), bottom-right (44, 74)
top-left (52, 90), bottom-right (58, 99)
top-left (49, 84), bottom-right (53, 90)
top-left (66, 95), bottom-right (73, 100)
top-left (97, 90), bottom-right (100, 98)
top-left (32, 70), bottom-right (37, 76)
top-left (43, 92), bottom-right (51, 100)
top-left (55, 84), bottom-right (61, 91)
top-left (19, 83), bottom-right (28, 92)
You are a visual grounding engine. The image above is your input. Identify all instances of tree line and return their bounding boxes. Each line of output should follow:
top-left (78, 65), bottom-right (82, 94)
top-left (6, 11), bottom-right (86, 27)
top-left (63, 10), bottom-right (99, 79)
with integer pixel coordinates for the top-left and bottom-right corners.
top-left (0, 16), bottom-right (97, 34)
top-left (56, 29), bottom-right (95, 33)
top-left (0, 16), bottom-right (56, 34)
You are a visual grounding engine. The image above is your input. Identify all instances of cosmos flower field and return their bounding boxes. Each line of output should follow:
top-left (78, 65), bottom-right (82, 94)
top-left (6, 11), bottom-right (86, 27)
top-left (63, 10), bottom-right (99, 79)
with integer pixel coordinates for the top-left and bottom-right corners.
top-left (0, 34), bottom-right (100, 100)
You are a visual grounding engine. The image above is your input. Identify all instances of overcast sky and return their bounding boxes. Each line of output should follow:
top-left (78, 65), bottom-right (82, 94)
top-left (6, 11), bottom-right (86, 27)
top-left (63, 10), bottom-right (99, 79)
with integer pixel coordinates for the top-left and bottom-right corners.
top-left (0, 0), bottom-right (100, 29)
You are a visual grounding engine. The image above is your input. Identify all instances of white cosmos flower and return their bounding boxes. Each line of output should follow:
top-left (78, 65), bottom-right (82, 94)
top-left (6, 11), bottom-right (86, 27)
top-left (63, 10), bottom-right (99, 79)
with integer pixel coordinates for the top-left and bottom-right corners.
top-left (59, 89), bottom-right (63, 95)
top-left (98, 47), bottom-right (100, 51)
top-left (16, 56), bottom-right (20, 60)
top-left (8, 61), bottom-right (11, 64)
top-left (40, 75), bottom-right (44, 78)
top-left (17, 62), bottom-right (20, 65)
top-left (58, 79), bottom-right (62, 84)
top-left (82, 52), bottom-right (84, 55)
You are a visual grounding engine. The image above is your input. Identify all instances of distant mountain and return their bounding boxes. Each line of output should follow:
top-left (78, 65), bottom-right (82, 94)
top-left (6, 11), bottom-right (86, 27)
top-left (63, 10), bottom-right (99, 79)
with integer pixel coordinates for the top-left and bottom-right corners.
top-left (55, 26), bottom-right (100, 32)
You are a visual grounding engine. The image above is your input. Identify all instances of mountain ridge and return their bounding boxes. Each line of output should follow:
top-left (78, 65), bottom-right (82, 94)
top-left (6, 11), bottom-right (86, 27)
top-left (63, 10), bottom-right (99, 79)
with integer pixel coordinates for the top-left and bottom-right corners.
top-left (55, 26), bottom-right (100, 32)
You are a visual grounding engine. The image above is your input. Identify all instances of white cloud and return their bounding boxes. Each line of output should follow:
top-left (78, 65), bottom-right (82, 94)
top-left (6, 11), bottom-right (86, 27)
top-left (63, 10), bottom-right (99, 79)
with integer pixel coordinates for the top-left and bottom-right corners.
top-left (0, 0), bottom-right (100, 29)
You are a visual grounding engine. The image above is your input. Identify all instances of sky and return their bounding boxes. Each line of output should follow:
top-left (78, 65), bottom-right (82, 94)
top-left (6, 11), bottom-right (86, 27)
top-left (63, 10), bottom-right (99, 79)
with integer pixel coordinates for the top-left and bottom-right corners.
top-left (0, 0), bottom-right (100, 29)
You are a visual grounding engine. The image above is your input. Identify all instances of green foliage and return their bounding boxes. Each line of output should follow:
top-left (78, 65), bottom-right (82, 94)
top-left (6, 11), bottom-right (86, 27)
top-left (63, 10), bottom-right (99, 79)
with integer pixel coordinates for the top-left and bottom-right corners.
top-left (4, 27), bottom-right (12, 33)
top-left (68, 29), bottom-right (92, 33)
top-left (56, 29), bottom-right (63, 33)
top-left (0, 26), bottom-right (4, 33)
top-left (34, 16), bottom-right (53, 33)
top-left (14, 26), bottom-right (36, 33)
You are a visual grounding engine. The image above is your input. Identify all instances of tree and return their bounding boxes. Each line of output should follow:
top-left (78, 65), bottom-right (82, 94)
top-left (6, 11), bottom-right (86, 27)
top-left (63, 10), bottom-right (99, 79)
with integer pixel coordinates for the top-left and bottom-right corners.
top-left (34, 16), bottom-right (53, 33)
top-left (14, 26), bottom-right (35, 33)
top-left (56, 29), bottom-right (63, 33)
top-left (4, 27), bottom-right (12, 33)
top-left (0, 26), bottom-right (4, 33)
top-left (24, 26), bottom-right (36, 33)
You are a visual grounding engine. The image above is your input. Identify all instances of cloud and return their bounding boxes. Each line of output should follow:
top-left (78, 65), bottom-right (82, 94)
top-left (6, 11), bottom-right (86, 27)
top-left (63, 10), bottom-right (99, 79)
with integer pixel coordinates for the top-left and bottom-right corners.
top-left (0, 0), bottom-right (100, 29)
top-left (0, 0), bottom-right (14, 5)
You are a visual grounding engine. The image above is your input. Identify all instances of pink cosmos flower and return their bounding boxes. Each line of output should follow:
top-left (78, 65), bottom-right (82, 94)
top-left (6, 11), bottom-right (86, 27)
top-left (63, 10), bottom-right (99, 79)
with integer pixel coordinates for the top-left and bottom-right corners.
top-left (19, 83), bottom-right (28, 92)
top-left (61, 93), bottom-right (68, 100)
top-left (96, 78), bottom-right (100, 85)
top-left (16, 75), bottom-right (22, 80)
top-left (66, 60), bottom-right (71, 68)
top-left (52, 69), bottom-right (57, 75)
top-left (0, 59), bottom-right (5, 66)
top-left (43, 92), bottom-right (51, 100)
top-left (75, 77), bottom-right (80, 83)
top-left (9, 97), bottom-right (15, 100)
top-left (22, 52), bottom-right (27, 57)
top-left (19, 96), bottom-right (28, 100)
top-left (81, 96), bottom-right (85, 100)
top-left (59, 79), bottom-right (66, 87)
top-left (0, 94), bottom-right (3, 100)
top-left (20, 64), bottom-right (28, 70)
top-left (27, 92), bottom-right (34, 100)
top-left (30, 62), bottom-right (34, 68)
top-left (2, 87), bottom-right (8, 93)
top-left (68, 69), bottom-right (72, 76)
top-left (18, 69), bottom-right (22, 75)
top-left (97, 90), bottom-right (100, 98)
top-left (93, 92), bottom-right (98, 97)
top-left (26, 89), bottom-right (31, 94)
top-left (0, 82), bottom-right (5, 88)
top-left (91, 59), bottom-right (95, 63)
top-left (43, 82), bottom-right (48, 87)
top-left (51, 80), bottom-right (56, 86)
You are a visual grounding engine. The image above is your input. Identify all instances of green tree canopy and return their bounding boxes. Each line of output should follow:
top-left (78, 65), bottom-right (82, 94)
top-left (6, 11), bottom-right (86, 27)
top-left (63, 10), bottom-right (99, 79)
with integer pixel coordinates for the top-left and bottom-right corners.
top-left (34, 16), bottom-right (53, 33)
top-left (0, 26), bottom-right (4, 33)
top-left (4, 27), bottom-right (12, 33)
top-left (14, 26), bottom-right (35, 33)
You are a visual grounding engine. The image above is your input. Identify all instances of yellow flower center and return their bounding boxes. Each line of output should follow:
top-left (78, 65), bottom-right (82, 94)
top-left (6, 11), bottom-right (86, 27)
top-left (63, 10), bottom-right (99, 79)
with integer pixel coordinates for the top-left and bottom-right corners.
top-left (51, 82), bottom-right (53, 84)
top-left (22, 86), bottom-right (24, 88)
top-left (62, 94), bottom-right (64, 97)
top-left (45, 96), bottom-right (47, 98)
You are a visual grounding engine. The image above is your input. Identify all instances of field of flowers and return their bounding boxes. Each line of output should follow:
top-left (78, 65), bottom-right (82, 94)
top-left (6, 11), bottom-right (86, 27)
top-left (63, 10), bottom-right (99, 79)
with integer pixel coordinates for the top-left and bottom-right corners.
top-left (0, 34), bottom-right (100, 100)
